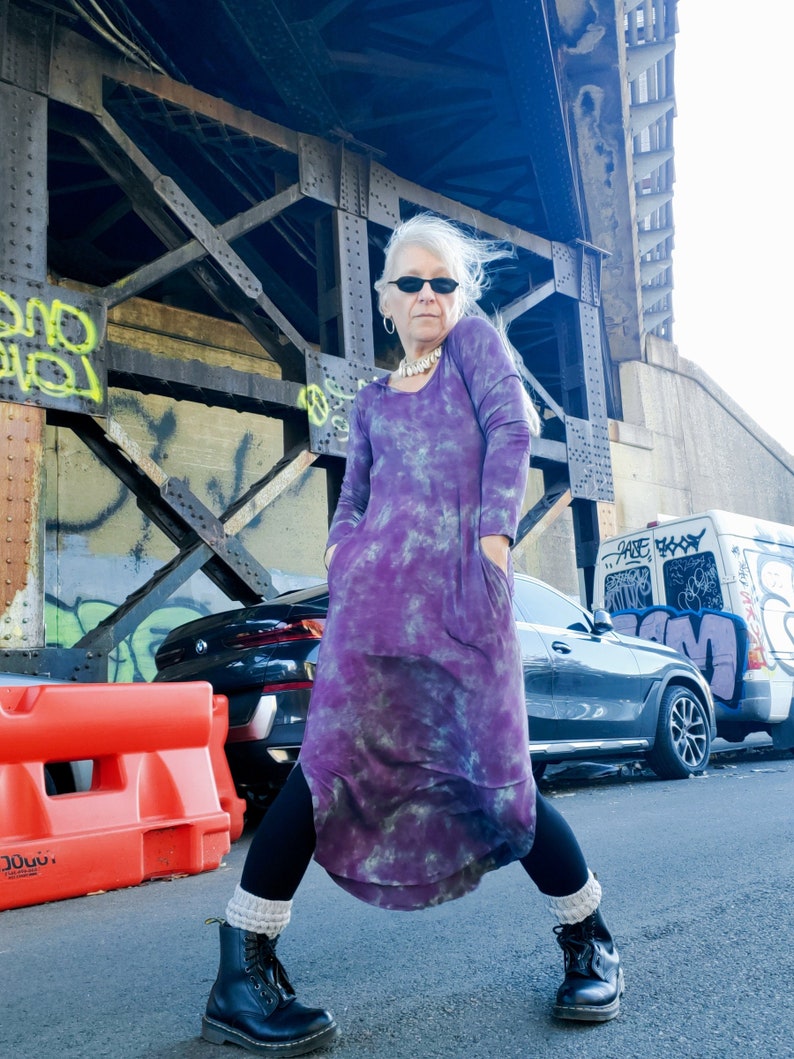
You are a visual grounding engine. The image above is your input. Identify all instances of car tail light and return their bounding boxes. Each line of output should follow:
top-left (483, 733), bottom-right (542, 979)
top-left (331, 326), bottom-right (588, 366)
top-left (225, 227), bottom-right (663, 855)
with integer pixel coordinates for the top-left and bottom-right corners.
top-left (155, 645), bottom-right (184, 667)
top-left (223, 618), bottom-right (325, 650)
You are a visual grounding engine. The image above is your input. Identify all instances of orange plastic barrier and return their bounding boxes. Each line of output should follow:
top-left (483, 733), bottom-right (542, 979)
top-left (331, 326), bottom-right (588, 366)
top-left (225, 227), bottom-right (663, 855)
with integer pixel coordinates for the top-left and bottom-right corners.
top-left (0, 681), bottom-right (246, 910)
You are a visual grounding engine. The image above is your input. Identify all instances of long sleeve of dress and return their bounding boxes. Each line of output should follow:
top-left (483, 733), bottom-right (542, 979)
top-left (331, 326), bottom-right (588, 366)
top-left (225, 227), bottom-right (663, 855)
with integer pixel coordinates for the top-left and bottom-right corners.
top-left (447, 317), bottom-right (531, 543)
top-left (326, 396), bottom-right (373, 548)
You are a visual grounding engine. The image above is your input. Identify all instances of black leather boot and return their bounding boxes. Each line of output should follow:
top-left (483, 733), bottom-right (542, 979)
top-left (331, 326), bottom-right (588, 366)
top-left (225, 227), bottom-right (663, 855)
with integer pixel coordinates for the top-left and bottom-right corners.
top-left (552, 907), bottom-right (624, 1022)
top-left (201, 921), bottom-right (338, 1055)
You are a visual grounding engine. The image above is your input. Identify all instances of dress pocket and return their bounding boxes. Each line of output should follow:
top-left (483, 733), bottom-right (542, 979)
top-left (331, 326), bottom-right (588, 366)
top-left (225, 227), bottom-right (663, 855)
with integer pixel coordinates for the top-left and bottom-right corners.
top-left (326, 536), bottom-right (350, 589)
top-left (479, 546), bottom-right (511, 591)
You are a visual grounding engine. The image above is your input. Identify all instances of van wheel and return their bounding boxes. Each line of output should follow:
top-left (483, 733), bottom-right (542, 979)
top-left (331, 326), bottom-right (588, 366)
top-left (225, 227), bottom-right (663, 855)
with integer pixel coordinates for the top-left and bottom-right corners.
top-left (647, 685), bottom-right (711, 780)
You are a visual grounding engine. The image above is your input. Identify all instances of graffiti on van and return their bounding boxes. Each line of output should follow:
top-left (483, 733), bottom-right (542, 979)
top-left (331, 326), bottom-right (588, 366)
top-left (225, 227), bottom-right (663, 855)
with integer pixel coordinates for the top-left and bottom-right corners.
top-left (611, 607), bottom-right (747, 708)
top-left (599, 527), bottom-right (709, 574)
top-left (654, 528), bottom-right (707, 559)
top-left (663, 551), bottom-right (723, 612)
top-left (602, 566), bottom-right (653, 611)
top-left (741, 550), bottom-right (794, 677)
top-left (597, 534), bottom-right (652, 571)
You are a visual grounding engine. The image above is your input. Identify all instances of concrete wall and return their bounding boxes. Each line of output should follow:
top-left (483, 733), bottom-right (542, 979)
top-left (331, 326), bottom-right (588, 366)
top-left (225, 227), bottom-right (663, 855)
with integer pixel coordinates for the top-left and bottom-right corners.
top-left (613, 335), bottom-right (794, 532)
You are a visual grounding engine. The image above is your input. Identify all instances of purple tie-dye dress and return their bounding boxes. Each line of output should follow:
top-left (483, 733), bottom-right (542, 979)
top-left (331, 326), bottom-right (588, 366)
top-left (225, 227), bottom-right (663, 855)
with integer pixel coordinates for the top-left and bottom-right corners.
top-left (300, 316), bottom-right (537, 910)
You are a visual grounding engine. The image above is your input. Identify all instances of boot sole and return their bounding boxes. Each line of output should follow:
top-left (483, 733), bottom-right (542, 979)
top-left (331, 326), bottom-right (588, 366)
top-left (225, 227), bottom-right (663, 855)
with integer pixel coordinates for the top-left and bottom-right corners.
top-left (552, 969), bottom-right (625, 1023)
top-left (201, 1015), bottom-right (339, 1055)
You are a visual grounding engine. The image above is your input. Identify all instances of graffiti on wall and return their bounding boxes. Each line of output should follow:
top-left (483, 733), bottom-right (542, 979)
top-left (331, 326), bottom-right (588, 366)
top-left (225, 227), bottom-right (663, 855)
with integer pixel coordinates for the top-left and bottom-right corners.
top-left (45, 594), bottom-right (211, 683)
top-left (0, 278), bottom-right (107, 412)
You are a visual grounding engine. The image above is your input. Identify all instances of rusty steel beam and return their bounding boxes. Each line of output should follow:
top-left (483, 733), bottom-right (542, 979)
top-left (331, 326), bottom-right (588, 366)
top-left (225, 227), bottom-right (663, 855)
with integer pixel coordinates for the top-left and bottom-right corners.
top-left (73, 447), bottom-right (321, 654)
top-left (0, 403), bottom-right (44, 651)
top-left (50, 23), bottom-right (300, 154)
top-left (153, 174), bottom-right (314, 356)
top-left (75, 542), bottom-right (216, 654)
top-left (0, 79), bottom-right (47, 655)
top-left (100, 183), bottom-right (304, 307)
top-left (222, 445), bottom-right (318, 537)
top-left (515, 482), bottom-right (573, 545)
top-left (49, 103), bottom-right (305, 376)
top-left (106, 343), bottom-right (304, 417)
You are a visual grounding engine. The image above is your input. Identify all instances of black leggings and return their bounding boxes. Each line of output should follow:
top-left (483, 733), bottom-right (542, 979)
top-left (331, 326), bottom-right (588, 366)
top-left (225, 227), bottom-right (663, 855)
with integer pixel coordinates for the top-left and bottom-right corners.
top-left (241, 764), bottom-right (589, 902)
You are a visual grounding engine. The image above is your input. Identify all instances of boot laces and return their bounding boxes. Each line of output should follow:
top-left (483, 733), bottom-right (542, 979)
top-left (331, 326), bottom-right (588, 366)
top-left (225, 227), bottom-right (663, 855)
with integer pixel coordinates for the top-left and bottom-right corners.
top-left (244, 932), bottom-right (296, 1001)
top-left (554, 913), bottom-right (598, 977)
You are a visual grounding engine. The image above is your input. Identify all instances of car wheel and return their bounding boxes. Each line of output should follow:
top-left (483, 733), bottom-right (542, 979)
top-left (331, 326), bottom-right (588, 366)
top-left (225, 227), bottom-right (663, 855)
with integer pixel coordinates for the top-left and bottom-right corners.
top-left (646, 685), bottom-right (711, 780)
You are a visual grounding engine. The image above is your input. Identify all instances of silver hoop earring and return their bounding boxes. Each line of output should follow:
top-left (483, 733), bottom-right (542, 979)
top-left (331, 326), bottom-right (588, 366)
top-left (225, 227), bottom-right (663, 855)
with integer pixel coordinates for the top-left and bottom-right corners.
top-left (383, 315), bottom-right (395, 335)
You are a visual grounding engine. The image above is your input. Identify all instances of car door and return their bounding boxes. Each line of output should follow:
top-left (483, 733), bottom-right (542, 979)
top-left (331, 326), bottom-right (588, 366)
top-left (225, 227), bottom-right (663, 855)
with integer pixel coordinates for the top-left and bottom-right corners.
top-left (514, 577), bottom-right (645, 740)
top-left (511, 585), bottom-right (557, 740)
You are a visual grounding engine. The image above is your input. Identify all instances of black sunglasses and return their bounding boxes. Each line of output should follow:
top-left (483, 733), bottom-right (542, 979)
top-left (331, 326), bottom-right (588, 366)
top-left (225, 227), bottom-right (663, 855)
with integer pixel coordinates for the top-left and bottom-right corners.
top-left (388, 276), bottom-right (459, 294)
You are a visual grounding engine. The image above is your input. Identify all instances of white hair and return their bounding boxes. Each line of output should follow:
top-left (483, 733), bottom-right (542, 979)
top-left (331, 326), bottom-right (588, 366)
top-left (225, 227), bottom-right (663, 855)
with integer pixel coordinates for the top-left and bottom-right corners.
top-left (374, 213), bottom-right (511, 320)
top-left (374, 213), bottom-right (541, 436)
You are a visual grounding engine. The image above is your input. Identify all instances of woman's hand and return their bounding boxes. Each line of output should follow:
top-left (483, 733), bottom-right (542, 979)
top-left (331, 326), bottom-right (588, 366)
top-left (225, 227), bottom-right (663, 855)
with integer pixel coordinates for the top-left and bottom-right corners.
top-left (480, 534), bottom-right (510, 574)
top-left (324, 543), bottom-right (338, 570)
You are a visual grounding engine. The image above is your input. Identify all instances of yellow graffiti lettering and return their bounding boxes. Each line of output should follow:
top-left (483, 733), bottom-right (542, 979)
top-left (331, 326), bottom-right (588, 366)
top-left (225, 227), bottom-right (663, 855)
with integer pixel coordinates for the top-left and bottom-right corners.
top-left (330, 413), bottom-right (350, 442)
top-left (0, 341), bottom-right (103, 404)
top-left (298, 383), bottom-right (329, 427)
top-left (324, 377), bottom-right (358, 403)
top-left (0, 287), bottom-right (103, 405)
top-left (51, 300), bottom-right (98, 354)
top-left (297, 373), bottom-right (378, 445)
top-left (0, 288), bottom-right (24, 335)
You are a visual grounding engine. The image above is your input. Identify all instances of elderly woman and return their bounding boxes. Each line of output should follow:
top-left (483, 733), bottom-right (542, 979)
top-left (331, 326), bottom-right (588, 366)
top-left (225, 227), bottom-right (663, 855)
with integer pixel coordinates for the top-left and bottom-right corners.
top-left (202, 214), bottom-right (624, 1056)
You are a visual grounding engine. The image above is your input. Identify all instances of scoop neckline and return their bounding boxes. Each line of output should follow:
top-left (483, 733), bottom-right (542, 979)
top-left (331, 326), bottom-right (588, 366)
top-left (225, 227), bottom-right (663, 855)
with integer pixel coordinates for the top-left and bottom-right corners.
top-left (381, 353), bottom-right (445, 395)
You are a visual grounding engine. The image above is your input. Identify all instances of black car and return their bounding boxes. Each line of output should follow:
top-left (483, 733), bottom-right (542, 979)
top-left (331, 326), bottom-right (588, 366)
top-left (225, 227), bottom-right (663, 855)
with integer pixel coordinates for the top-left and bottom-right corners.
top-left (153, 575), bottom-right (716, 813)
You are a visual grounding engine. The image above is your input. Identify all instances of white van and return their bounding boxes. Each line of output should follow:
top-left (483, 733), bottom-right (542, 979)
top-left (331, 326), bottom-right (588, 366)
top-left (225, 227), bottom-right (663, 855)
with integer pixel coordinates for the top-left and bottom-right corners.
top-left (593, 510), bottom-right (794, 749)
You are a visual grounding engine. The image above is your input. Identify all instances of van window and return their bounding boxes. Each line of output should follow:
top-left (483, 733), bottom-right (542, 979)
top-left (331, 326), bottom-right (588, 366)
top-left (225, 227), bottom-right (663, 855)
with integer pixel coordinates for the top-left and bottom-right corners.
top-left (603, 565), bottom-right (653, 612)
top-left (662, 551), bottom-right (723, 612)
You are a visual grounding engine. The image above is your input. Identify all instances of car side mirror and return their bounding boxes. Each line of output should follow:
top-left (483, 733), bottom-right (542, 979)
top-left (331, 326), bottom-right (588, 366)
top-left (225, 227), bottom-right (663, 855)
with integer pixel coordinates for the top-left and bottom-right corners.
top-left (591, 608), bottom-right (614, 636)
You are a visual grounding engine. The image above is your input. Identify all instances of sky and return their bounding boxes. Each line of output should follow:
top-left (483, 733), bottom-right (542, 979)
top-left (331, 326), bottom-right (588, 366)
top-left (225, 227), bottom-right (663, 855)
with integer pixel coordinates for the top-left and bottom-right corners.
top-left (671, 5), bottom-right (793, 457)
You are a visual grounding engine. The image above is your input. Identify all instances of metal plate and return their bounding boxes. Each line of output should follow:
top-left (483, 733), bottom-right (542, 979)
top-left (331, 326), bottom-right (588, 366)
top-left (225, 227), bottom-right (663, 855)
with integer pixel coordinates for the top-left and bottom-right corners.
top-left (303, 351), bottom-right (387, 457)
top-left (339, 149), bottom-right (368, 217)
top-left (368, 163), bottom-right (400, 228)
top-left (337, 212), bottom-right (374, 361)
top-left (565, 415), bottom-right (614, 502)
top-left (298, 133), bottom-right (338, 206)
top-left (0, 82), bottom-right (47, 279)
top-left (552, 241), bottom-right (579, 298)
top-left (0, 274), bottom-right (108, 415)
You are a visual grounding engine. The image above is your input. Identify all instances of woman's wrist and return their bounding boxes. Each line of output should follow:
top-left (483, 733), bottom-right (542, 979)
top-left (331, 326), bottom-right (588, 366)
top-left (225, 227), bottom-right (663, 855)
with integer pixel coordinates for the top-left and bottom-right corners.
top-left (479, 534), bottom-right (510, 572)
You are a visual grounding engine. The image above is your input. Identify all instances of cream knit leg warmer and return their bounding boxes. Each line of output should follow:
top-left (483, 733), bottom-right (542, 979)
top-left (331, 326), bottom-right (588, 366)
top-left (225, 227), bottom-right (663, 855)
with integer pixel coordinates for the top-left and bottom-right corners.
top-left (545, 870), bottom-right (602, 925)
top-left (224, 884), bottom-right (292, 938)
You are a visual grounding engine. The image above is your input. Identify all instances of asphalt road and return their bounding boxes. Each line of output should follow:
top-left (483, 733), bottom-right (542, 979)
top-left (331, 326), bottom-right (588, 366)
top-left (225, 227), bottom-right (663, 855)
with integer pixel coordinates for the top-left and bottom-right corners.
top-left (2, 742), bottom-right (793, 1059)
